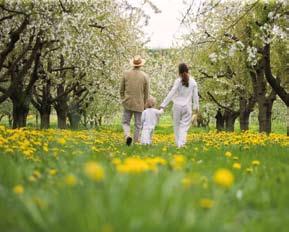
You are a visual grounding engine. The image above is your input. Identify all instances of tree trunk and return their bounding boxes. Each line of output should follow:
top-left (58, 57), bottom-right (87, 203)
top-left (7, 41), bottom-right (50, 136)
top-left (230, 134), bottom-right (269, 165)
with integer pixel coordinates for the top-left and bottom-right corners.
top-left (258, 98), bottom-right (274, 134)
top-left (287, 107), bottom-right (289, 136)
top-left (90, 120), bottom-right (94, 128)
top-left (94, 116), bottom-right (98, 128)
top-left (250, 63), bottom-right (276, 134)
top-left (68, 111), bottom-right (81, 130)
top-left (239, 111), bottom-right (250, 131)
top-left (0, 115), bottom-right (5, 122)
top-left (98, 116), bottom-right (103, 126)
top-left (35, 113), bottom-right (39, 128)
top-left (82, 112), bottom-right (88, 128)
top-left (54, 84), bottom-right (68, 129)
top-left (55, 109), bottom-right (67, 129)
top-left (215, 109), bottom-right (224, 132)
top-left (40, 112), bottom-right (50, 129)
top-left (239, 96), bottom-right (255, 131)
top-left (226, 119), bottom-right (235, 132)
top-left (263, 44), bottom-right (289, 136)
top-left (12, 102), bottom-right (29, 128)
top-left (223, 110), bottom-right (238, 132)
top-left (8, 114), bottom-right (12, 127)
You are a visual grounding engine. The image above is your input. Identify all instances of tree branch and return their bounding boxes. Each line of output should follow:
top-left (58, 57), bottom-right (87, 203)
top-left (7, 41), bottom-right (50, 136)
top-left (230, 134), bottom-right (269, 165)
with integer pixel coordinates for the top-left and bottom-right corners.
top-left (0, 4), bottom-right (28, 16)
top-left (0, 86), bottom-right (8, 94)
top-left (207, 91), bottom-right (237, 113)
top-left (0, 14), bottom-right (14, 22)
top-left (31, 96), bottom-right (41, 111)
top-left (76, 89), bottom-right (89, 105)
top-left (225, 0), bottom-right (259, 30)
top-left (0, 94), bottom-right (9, 104)
top-left (89, 23), bottom-right (106, 31)
top-left (43, 46), bottom-right (61, 57)
top-left (0, 16), bottom-right (29, 70)
top-left (263, 44), bottom-right (289, 105)
top-left (51, 66), bottom-right (76, 72)
top-left (58, 0), bottom-right (71, 13)
top-left (224, 32), bottom-right (240, 42)
top-left (25, 42), bottom-right (42, 96)
top-left (50, 84), bottom-right (76, 104)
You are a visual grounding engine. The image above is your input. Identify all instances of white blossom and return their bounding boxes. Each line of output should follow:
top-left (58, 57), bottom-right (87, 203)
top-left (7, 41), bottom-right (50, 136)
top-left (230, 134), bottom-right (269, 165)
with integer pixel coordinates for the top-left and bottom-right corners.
top-left (247, 46), bottom-right (258, 66)
top-left (209, 53), bottom-right (218, 63)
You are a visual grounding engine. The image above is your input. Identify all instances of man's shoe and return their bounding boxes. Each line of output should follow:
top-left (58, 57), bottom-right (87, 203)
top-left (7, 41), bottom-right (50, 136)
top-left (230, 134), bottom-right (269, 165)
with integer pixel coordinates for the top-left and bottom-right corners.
top-left (126, 137), bottom-right (132, 146)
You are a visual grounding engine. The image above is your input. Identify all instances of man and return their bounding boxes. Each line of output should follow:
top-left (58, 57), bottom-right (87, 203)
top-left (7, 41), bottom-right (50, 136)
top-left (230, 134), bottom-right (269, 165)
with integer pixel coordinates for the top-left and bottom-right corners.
top-left (120, 55), bottom-right (149, 146)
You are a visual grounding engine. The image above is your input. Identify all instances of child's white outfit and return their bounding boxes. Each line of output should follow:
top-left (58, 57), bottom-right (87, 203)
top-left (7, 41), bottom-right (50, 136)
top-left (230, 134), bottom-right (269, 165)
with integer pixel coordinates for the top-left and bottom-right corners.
top-left (160, 77), bottom-right (199, 148)
top-left (141, 108), bottom-right (164, 145)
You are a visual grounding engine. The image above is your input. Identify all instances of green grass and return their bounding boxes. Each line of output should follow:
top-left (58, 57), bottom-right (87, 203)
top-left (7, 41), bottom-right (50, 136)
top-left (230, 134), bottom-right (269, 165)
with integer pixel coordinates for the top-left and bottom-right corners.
top-left (0, 122), bottom-right (289, 232)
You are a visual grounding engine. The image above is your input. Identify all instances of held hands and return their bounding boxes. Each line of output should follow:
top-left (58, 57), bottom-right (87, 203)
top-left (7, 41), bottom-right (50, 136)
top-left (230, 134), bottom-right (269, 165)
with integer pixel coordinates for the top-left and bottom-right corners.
top-left (192, 109), bottom-right (199, 114)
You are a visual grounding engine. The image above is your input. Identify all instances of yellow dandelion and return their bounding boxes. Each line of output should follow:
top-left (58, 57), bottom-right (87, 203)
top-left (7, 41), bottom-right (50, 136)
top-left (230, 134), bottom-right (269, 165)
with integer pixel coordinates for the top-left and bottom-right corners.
top-left (32, 197), bottom-right (46, 209)
top-left (162, 147), bottom-right (167, 152)
top-left (101, 224), bottom-right (113, 232)
top-left (57, 138), bottom-right (66, 145)
top-left (182, 177), bottom-right (192, 188)
top-left (84, 161), bottom-right (105, 181)
top-left (213, 168), bottom-right (234, 188)
top-left (246, 167), bottom-right (253, 173)
top-left (252, 160), bottom-right (260, 166)
top-left (29, 175), bottom-right (37, 182)
top-left (225, 151), bottom-right (232, 158)
top-left (112, 158), bottom-right (121, 166)
top-left (13, 184), bottom-right (24, 195)
top-left (171, 154), bottom-right (186, 170)
top-left (49, 168), bottom-right (57, 176)
top-left (33, 170), bottom-right (41, 179)
top-left (43, 145), bottom-right (49, 152)
top-left (199, 198), bottom-right (214, 209)
top-left (64, 174), bottom-right (77, 186)
top-left (232, 162), bottom-right (241, 170)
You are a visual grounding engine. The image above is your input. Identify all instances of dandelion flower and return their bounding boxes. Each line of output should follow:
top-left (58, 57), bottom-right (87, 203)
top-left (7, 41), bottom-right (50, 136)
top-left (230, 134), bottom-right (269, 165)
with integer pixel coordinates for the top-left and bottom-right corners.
top-left (49, 168), bottom-right (57, 176)
top-left (182, 177), bottom-right (192, 188)
top-left (84, 161), bottom-right (105, 181)
top-left (199, 198), bottom-right (214, 209)
top-left (232, 162), bottom-right (241, 170)
top-left (13, 185), bottom-right (24, 195)
top-left (225, 151), bottom-right (232, 158)
top-left (57, 138), bottom-right (66, 145)
top-left (64, 174), bottom-right (77, 186)
top-left (213, 168), bottom-right (234, 188)
top-left (171, 155), bottom-right (186, 170)
top-left (246, 167), bottom-right (253, 173)
top-left (252, 160), bottom-right (260, 166)
top-left (33, 170), bottom-right (41, 179)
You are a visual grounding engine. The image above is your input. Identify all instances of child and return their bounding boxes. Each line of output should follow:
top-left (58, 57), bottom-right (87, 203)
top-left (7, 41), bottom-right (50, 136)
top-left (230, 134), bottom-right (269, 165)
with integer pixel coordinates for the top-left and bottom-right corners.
top-left (141, 96), bottom-right (164, 145)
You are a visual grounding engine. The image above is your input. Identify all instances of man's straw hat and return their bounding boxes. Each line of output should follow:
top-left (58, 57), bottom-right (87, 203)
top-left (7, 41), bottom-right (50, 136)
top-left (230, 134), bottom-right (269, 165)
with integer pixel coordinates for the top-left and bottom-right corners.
top-left (130, 55), bottom-right (145, 67)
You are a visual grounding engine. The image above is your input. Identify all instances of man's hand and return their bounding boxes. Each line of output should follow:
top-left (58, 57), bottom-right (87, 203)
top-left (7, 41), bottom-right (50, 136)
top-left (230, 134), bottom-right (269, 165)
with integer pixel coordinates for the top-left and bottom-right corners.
top-left (192, 109), bottom-right (199, 114)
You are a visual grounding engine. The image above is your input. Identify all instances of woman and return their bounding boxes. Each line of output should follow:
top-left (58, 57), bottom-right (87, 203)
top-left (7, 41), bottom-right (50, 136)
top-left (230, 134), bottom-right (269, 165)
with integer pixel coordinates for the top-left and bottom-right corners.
top-left (160, 63), bottom-right (199, 147)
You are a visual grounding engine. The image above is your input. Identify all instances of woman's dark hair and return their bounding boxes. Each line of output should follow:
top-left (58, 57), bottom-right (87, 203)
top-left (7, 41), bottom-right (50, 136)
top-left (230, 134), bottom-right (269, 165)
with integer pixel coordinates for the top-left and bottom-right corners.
top-left (179, 63), bottom-right (189, 87)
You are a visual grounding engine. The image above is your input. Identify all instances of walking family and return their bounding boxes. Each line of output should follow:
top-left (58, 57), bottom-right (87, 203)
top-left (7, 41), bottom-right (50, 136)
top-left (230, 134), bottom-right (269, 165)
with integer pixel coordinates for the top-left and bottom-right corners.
top-left (120, 55), bottom-right (199, 148)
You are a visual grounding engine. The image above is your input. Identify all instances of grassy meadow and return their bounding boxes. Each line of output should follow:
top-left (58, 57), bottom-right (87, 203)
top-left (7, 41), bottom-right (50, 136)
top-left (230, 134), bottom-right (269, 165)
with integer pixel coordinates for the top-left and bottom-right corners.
top-left (0, 115), bottom-right (289, 232)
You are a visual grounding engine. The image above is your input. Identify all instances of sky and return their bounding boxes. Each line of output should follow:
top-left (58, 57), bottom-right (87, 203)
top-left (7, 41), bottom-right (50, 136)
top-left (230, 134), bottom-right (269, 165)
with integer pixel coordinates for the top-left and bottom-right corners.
top-left (129, 0), bottom-right (201, 48)
top-left (142, 0), bottom-right (188, 48)
top-left (127, 0), bottom-right (196, 49)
